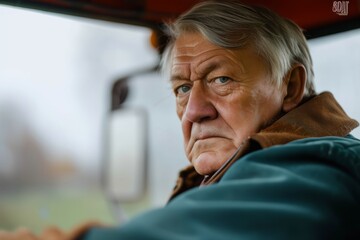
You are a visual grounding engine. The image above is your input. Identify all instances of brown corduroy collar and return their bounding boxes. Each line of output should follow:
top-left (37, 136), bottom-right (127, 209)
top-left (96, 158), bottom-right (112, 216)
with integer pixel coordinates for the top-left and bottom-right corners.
top-left (168, 92), bottom-right (359, 201)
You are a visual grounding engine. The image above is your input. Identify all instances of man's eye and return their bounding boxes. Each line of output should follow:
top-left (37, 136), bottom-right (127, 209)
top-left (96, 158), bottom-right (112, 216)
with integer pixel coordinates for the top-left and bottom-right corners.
top-left (214, 76), bottom-right (230, 84)
top-left (176, 85), bottom-right (191, 95)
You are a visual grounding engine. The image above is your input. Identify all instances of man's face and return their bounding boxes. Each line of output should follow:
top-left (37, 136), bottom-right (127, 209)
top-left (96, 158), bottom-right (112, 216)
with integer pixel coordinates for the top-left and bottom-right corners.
top-left (171, 32), bottom-right (286, 175)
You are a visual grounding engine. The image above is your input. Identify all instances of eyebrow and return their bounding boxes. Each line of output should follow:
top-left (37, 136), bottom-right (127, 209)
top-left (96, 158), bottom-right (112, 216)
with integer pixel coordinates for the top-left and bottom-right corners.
top-left (170, 73), bottom-right (188, 82)
top-left (170, 61), bottom-right (222, 82)
top-left (197, 62), bottom-right (221, 77)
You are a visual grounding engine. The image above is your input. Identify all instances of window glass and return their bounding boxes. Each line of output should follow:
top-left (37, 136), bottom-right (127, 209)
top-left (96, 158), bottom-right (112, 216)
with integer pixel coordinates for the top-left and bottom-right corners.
top-left (0, 5), bottom-right (158, 231)
top-left (309, 29), bottom-right (360, 137)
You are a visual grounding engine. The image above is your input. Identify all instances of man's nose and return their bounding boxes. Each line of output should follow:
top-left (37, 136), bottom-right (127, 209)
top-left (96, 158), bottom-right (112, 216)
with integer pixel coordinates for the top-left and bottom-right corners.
top-left (182, 82), bottom-right (218, 123)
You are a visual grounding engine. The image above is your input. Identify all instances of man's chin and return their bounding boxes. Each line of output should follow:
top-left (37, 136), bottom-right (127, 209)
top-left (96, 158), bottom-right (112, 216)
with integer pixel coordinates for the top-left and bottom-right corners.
top-left (192, 152), bottom-right (224, 176)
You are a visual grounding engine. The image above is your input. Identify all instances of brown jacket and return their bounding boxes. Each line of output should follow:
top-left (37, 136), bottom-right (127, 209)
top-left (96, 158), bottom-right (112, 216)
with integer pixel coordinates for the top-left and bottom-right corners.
top-left (169, 92), bottom-right (359, 201)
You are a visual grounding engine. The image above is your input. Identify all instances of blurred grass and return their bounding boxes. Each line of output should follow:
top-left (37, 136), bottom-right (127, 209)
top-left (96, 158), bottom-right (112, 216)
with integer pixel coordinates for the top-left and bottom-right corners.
top-left (0, 188), bottom-right (153, 233)
top-left (0, 188), bottom-right (115, 233)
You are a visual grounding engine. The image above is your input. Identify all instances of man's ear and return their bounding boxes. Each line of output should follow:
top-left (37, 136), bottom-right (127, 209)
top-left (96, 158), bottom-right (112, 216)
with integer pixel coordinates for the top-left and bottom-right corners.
top-left (282, 64), bottom-right (306, 113)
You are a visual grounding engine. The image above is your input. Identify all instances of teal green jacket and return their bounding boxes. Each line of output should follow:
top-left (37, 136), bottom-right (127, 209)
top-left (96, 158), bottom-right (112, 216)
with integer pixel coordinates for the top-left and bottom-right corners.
top-left (83, 93), bottom-right (360, 239)
top-left (85, 135), bottom-right (360, 239)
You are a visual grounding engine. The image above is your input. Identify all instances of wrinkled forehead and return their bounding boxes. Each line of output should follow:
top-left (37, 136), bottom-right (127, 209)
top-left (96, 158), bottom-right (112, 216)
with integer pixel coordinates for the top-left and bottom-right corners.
top-left (171, 31), bottom-right (264, 62)
top-left (168, 32), bottom-right (273, 84)
top-left (171, 33), bottom-right (228, 78)
top-left (173, 33), bottom-right (219, 59)
top-left (171, 32), bottom-right (241, 69)
top-left (172, 32), bottom-right (257, 66)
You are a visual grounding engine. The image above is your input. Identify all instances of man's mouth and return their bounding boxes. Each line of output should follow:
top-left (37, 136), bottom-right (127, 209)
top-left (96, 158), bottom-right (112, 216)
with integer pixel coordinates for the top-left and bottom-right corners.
top-left (195, 131), bottom-right (221, 141)
top-left (196, 135), bottom-right (217, 141)
top-left (195, 134), bottom-right (221, 142)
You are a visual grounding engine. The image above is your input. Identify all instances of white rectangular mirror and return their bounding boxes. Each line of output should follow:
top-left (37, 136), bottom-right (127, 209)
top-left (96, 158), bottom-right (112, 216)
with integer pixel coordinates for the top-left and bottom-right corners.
top-left (104, 108), bottom-right (147, 202)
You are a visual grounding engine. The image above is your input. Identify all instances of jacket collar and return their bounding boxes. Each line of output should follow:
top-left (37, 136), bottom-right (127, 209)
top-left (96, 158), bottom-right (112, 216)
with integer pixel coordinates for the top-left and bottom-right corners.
top-left (252, 92), bottom-right (358, 148)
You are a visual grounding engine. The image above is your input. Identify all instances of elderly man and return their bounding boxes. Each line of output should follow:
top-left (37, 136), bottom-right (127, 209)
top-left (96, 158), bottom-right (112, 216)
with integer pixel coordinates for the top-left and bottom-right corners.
top-left (1, 1), bottom-right (360, 240)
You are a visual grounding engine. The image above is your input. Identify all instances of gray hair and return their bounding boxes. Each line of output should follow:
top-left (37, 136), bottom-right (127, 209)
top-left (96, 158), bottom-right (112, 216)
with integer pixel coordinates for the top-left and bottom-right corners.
top-left (161, 1), bottom-right (316, 97)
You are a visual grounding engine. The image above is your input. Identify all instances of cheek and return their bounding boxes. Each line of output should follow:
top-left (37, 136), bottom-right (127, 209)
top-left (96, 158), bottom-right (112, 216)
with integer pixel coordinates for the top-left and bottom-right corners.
top-left (181, 119), bottom-right (191, 142)
top-left (177, 105), bottom-right (191, 144)
top-left (216, 91), bottom-right (264, 142)
top-left (258, 85), bottom-right (283, 111)
top-left (219, 91), bottom-right (257, 121)
top-left (176, 97), bottom-right (187, 119)
top-left (251, 87), bottom-right (284, 129)
top-left (176, 105), bottom-right (183, 119)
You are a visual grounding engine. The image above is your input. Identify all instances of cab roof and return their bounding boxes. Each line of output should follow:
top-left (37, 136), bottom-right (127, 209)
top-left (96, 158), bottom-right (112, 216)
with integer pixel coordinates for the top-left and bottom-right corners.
top-left (1, 0), bottom-right (359, 40)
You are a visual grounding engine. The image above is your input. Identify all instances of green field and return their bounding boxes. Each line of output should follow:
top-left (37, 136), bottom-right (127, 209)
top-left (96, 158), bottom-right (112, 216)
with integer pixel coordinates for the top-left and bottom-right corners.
top-left (0, 188), bottom-right (151, 233)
